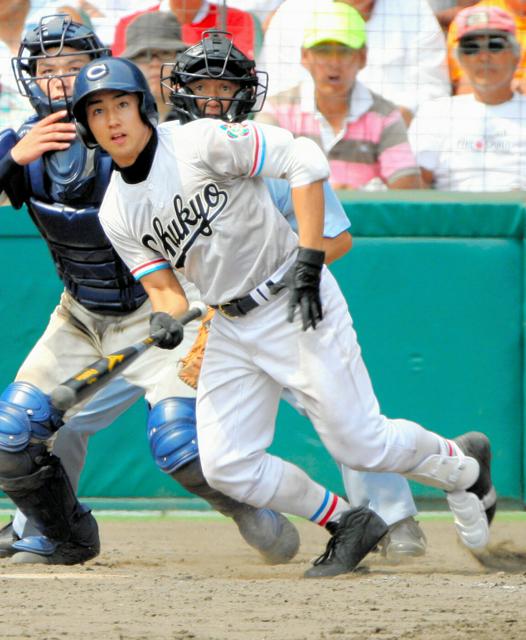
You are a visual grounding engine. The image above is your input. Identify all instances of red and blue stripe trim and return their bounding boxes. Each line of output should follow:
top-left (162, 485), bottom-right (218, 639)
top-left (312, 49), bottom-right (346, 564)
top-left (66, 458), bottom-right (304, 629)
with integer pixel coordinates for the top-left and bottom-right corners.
top-left (309, 489), bottom-right (339, 526)
top-left (131, 258), bottom-right (171, 281)
top-left (249, 123), bottom-right (266, 177)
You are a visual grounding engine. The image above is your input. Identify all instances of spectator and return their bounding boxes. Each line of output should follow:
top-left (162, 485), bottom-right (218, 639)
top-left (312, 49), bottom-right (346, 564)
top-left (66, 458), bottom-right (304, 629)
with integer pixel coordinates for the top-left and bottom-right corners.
top-left (258, 0), bottom-right (451, 123)
top-left (256, 2), bottom-right (422, 191)
top-left (112, 0), bottom-right (258, 60)
top-left (409, 5), bottom-right (526, 190)
top-left (447, 1), bottom-right (526, 94)
top-left (122, 11), bottom-right (186, 121)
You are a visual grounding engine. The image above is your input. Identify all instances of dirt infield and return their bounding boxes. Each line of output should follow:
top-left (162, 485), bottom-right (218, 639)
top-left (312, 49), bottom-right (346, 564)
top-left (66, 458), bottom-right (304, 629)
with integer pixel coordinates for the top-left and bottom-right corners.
top-left (0, 515), bottom-right (525, 640)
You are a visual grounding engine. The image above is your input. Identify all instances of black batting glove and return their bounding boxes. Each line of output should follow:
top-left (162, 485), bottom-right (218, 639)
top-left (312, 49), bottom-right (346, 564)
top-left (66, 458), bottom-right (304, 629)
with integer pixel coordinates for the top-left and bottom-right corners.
top-left (150, 312), bottom-right (184, 350)
top-left (272, 247), bottom-right (325, 331)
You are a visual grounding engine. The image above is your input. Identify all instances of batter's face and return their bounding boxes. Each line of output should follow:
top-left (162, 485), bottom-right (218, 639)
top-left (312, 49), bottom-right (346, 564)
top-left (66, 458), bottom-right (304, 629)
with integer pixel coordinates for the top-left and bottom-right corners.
top-left (35, 46), bottom-right (92, 102)
top-left (85, 90), bottom-right (152, 167)
top-left (186, 77), bottom-right (241, 118)
top-left (301, 41), bottom-right (366, 99)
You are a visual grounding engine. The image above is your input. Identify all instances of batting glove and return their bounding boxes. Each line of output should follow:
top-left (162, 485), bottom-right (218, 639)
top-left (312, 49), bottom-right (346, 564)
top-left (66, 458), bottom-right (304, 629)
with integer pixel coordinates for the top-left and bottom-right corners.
top-left (150, 312), bottom-right (184, 350)
top-left (272, 247), bottom-right (325, 331)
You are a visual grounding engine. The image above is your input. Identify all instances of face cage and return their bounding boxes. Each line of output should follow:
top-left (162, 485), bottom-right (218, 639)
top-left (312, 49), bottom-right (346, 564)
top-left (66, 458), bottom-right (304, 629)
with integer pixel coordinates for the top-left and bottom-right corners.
top-left (160, 63), bottom-right (268, 122)
top-left (12, 46), bottom-right (111, 99)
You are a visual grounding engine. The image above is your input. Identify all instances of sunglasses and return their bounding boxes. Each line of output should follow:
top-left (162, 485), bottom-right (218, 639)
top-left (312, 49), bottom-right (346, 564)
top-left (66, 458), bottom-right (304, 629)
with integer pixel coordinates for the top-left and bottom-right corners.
top-left (132, 48), bottom-right (181, 64)
top-left (458, 36), bottom-right (511, 56)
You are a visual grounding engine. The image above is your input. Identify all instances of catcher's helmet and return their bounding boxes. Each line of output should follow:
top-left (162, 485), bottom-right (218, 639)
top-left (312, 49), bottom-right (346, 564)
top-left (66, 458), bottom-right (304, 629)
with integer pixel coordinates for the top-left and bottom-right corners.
top-left (12, 14), bottom-right (110, 118)
top-left (162, 30), bottom-right (268, 123)
top-left (72, 57), bottom-right (159, 148)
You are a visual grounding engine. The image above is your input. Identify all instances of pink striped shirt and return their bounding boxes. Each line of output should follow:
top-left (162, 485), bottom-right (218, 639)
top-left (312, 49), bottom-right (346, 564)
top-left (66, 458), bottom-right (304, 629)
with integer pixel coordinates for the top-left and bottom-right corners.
top-left (257, 80), bottom-right (419, 189)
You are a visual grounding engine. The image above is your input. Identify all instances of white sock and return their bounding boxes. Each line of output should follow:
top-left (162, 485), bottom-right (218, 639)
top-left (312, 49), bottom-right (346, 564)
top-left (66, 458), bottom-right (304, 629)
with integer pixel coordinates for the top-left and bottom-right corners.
top-left (266, 460), bottom-right (350, 526)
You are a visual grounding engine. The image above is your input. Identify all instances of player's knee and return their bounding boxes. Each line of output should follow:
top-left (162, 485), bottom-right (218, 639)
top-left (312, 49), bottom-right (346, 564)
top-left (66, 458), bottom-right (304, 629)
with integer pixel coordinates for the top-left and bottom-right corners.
top-left (147, 397), bottom-right (199, 474)
top-left (0, 382), bottom-right (62, 454)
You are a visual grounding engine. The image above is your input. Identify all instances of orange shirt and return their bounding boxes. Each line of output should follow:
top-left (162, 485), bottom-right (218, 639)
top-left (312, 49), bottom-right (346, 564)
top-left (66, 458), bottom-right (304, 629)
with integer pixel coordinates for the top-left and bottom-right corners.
top-left (447, 0), bottom-right (526, 87)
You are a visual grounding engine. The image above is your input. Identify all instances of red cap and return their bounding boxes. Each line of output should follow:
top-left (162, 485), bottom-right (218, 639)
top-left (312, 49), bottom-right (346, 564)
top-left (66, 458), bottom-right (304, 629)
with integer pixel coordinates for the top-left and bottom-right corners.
top-left (454, 6), bottom-right (516, 40)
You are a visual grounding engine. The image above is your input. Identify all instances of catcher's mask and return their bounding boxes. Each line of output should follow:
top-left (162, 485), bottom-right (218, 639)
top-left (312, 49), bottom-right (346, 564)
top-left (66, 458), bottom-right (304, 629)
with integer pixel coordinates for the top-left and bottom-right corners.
top-left (12, 14), bottom-right (110, 119)
top-left (161, 30), bottom-right (268, 124)
top-left (72, 57), bottom-right (159, 149)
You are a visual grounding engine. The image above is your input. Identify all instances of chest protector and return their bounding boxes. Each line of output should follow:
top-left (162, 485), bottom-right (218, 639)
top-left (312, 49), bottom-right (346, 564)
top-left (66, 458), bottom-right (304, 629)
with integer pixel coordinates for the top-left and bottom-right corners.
top-left (24, 136), bottom-right (146, 314)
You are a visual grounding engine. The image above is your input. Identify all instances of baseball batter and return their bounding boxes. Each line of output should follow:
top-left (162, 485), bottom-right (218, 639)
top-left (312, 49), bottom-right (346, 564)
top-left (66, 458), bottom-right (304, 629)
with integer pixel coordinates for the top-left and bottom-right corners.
top-left (0, 15), bottom-right (299, 566)
top-left (165, 30), bottom-right (427, 559)
top-left (72, 55), bottom-right (496, 577)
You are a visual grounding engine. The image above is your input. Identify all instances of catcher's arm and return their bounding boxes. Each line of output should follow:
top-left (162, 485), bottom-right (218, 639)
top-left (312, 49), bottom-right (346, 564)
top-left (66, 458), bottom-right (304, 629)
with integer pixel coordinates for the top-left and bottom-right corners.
top-left (323, 231), bottom-right (352, 264)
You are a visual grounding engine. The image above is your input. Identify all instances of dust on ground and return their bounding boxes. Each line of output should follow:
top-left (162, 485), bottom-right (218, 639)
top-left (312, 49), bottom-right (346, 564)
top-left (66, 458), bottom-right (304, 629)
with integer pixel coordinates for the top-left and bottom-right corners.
top-left (0, 517), bottom-right (524, 640)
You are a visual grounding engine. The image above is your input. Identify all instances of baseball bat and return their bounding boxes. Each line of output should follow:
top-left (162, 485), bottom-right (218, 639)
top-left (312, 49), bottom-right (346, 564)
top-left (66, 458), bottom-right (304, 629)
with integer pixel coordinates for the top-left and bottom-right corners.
top-left (50, 301), bottom-right (208, 412)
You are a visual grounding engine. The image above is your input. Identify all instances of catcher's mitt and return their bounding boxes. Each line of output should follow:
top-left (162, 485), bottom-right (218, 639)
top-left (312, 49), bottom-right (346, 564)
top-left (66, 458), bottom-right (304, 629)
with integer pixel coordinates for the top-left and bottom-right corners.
top-left (178, 307), bottom-right (215, 389)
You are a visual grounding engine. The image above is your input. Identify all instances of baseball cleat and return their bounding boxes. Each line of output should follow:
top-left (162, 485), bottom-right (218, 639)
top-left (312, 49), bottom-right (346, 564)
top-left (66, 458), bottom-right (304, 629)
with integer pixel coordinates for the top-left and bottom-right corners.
top-left (0, 521), bottom-right (19, 558)
top-left (447, 431), bottom-right (496, 549)
top-left (234, 508), bottom-right (300, 565)
top-left (379, 516), bottom-right (427, 561)
top-left (11, 509), bottom-right (101, 565)
top-left (304, 506), bottom-right (388, 578)
top-left (11, 537), bottom-right (100, 565)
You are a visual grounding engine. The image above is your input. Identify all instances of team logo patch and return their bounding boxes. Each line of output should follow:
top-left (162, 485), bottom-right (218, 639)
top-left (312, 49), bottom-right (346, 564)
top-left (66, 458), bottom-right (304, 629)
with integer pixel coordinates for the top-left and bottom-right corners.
top-left (219, 123), bottom-right (250, 139)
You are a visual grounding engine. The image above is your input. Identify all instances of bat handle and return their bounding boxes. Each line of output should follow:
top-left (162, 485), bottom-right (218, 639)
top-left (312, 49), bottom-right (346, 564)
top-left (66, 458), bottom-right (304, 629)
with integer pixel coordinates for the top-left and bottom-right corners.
top-left (147, 302), bottom-right (208, 344)
top-left (148, 329), bottom-right (169, 344)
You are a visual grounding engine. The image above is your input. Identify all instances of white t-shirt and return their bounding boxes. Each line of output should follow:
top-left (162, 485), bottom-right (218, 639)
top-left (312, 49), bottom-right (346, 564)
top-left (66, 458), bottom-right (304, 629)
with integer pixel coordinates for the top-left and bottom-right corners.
top-left (100, 119), bottom-right (329, 305)
top-left (408, 93), bottom-right (526, 191)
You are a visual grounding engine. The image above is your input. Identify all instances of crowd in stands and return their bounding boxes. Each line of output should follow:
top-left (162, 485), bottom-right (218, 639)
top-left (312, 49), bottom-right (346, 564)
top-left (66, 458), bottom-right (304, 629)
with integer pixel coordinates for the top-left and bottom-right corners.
top-left (1, 0), bottom-right (525, 191)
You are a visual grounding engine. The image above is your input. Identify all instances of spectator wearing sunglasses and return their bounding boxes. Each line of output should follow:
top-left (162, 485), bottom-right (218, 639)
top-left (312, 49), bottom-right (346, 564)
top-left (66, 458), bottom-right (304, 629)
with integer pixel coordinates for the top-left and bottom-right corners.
top-left (408, 5), bottom-right (526, 190)
top-left (447, 1), bottom-right (526, 94)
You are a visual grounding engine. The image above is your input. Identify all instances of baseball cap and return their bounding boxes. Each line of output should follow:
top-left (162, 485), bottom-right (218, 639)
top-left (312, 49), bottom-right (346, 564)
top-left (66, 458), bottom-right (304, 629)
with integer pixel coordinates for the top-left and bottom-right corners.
top-left (122, 12), bottom-right (186, 59)
top-left (303, 1), bottom-right (366, 50)
top-left (454, 6), bottom-right (517, 41)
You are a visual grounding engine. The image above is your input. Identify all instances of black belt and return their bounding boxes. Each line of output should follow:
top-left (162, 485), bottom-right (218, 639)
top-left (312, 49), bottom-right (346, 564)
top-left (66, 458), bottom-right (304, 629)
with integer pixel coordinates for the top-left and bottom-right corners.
top-left (212, 294), bottom-right (260, 318)
top-left (212, 276), bottom-right (285, 318)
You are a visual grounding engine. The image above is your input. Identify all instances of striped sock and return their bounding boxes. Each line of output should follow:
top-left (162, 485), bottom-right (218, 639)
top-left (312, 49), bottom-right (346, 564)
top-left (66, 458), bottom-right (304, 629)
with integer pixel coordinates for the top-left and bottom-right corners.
top-left (309, 489), bottom-right (349, 527)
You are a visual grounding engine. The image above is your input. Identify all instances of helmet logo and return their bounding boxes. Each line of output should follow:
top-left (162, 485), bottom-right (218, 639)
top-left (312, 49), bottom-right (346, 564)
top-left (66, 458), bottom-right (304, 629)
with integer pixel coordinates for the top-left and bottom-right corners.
top-left (87, 63), bottom-right (109, 81)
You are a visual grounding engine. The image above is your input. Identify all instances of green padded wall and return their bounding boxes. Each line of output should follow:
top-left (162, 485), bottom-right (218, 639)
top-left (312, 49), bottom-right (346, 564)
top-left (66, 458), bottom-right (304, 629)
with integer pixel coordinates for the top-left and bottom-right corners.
top-left (0, 194), bottom-right (524, 505)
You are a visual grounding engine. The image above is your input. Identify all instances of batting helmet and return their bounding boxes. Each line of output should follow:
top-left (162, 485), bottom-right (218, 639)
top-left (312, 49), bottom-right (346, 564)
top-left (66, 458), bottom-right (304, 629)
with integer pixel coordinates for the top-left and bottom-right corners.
top-left (163, 30), bottom-right (268, 123)
top-left (12, 14), bottom-right (110, 118)
top-left (72, 57), bottom-right (159, 148)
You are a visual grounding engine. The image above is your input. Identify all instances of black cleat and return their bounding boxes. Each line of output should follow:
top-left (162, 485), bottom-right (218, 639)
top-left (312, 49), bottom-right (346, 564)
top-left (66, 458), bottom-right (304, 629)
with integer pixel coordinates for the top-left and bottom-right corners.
top-left (304, 506), bottom-right (388, 578)
top-left (454, 431), bottom-right (497, 524)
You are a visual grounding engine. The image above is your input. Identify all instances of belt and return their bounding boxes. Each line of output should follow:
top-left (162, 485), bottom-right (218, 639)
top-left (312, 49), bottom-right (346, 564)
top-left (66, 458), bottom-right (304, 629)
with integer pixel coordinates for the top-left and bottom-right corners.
top-left (211, 256), bottom-right (295, 319)
top-left (212, 295), bottom-right (261, 318)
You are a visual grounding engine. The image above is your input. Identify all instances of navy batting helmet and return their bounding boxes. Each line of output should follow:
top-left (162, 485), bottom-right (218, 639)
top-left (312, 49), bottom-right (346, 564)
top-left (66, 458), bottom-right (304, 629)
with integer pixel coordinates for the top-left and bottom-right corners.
top-left (12, 14), bottom-right (110, 118)
top-left (162, 30), bottom-right (268, 123)
top-left (72, 57), bottom-right (159, 148)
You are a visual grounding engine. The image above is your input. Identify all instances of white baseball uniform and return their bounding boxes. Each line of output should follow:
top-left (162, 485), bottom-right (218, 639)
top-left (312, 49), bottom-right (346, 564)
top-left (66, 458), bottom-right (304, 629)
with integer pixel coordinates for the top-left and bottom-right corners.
top-left (99, 118), bottom-right (466, 524)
